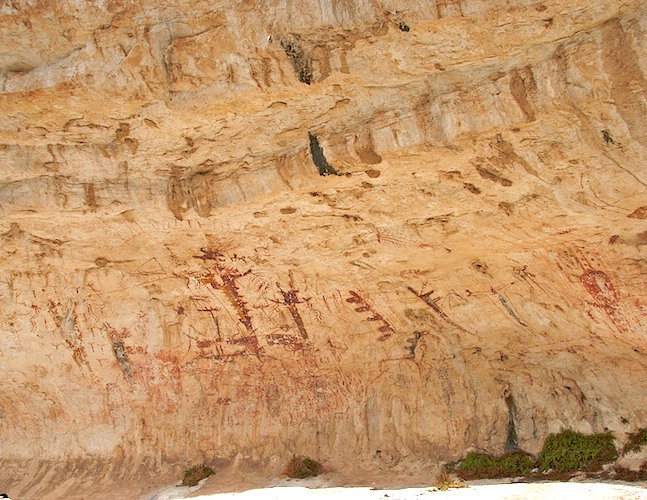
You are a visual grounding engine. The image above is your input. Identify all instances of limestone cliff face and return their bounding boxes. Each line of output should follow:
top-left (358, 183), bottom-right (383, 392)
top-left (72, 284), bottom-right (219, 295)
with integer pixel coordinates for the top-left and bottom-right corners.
top-left (1, 0), bottom-right (647, 497)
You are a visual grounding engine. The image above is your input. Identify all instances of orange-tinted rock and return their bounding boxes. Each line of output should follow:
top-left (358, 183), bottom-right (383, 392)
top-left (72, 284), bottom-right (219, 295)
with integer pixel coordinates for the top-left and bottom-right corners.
top-left (1, 1), bottom-right (647, 497)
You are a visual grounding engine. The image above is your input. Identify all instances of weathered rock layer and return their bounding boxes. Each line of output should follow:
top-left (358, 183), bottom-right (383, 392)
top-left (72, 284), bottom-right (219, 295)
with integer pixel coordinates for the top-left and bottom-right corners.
top-left (1, 0), bottom-right (646, 497)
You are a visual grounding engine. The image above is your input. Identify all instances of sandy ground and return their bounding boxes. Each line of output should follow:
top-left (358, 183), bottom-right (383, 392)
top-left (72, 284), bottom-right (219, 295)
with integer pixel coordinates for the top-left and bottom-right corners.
top-left (147, 480), bottom-right (647, 500)
top-left (142, 457), bottom-right (647, 500)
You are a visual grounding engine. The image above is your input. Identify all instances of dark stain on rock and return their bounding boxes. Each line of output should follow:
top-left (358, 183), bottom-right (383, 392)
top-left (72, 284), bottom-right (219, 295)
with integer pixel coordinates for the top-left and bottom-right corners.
top-left (628, 206), bottom-right (647, 219)
top-left (115, 122), bottom-right (130, 141)
top-left (471, 260), bottom-right (489, 274)
top-left (636, 230), bottom-right (647, 245)
top-left (499, 201), bottom-right (514, 215)
top-left (354, 131), bottom-right (382, 164)
top-left (84, 183), bottom-right (98, 211)
top-left (463, 183), bottom-right (481, 194)
top-left (166, 166), bottom-right (252, 220)
top-left (504, 394), bottom-right (520, 453)
top-left (308, 132), bottom-right (338, 176)
top-left (166, 169), bottom-right (189, 220)
top-left (490, 135), bottom-right (541, 179)
top-left (124, 137), bottom-right (139, 154)
top-left (280, 36), bottom-right (312, 85)
top-left (366, 169), bottom-right (381, 178)
top-left (95, 257), bottom-right (108, 267)
top-left (46, 143), bottom-right (59, 169)
top-left (509, 67), bottom-right (537, 122)
top-left (406, 331), bottom-right (422, 359)
top-left (311, 45), bottom-right (332, 81)
top-left (110, 339), bottom-right (132, 377)
top-left (280, 207), bottom-right (297, 214)
top-left (476, 165), bottom-right (512, 186)
top-left (602, 130), bottom-right (617, 145)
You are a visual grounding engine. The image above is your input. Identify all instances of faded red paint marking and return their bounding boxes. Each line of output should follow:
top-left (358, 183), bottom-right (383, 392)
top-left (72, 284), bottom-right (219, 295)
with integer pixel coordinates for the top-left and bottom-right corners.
top-left (579, 267), bottom-right (633, 335)
top-left (196, 249), bottom-right (254, 332)
top-left (275, 285), bottom-right (310, 339)
top-left (407, 286), bottom-right (470, 334)
top-left (229, 334), bottom-right (265, 357)
top-left (267, 333), bottom-right (304, 351)
top-left (581, 269), bottom-right (618, 310)
top-left (347, 291), bottom-right (395, 341)
top-left (628, 206), bottom-right (647, 219)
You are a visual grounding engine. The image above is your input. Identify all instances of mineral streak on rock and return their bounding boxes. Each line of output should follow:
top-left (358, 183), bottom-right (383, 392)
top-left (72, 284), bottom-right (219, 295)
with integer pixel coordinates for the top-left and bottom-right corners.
top-left (1, 0), bottom-right (647, 497)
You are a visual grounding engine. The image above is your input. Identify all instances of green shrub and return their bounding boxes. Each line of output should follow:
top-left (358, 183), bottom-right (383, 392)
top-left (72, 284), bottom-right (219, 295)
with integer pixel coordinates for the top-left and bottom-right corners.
top-left (454, 451), bottom-right (535, 479)
top-left (283, 455), bottom-right (323, 479)
top-left (538, 430), bottom-right (617, 472)
top-left (622, 429), bottom-right (647, 455)
top-left (181, 464), bottom-right (214, 486)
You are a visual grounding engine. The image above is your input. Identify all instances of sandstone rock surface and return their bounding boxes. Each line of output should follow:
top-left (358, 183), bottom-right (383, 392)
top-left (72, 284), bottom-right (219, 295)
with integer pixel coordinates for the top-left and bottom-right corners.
top-left (1, 0), bottom-right (647, 498)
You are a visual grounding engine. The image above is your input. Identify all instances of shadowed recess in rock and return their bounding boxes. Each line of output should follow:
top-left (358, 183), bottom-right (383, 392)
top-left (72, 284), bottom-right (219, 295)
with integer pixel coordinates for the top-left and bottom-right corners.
top-left (281, 36), bottom-right (312, 85)
top-left (308, 132), bottom-right (338, 176)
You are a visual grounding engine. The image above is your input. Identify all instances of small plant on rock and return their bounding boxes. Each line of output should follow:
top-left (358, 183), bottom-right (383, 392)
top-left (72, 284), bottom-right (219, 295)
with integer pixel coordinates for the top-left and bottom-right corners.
top-left (181, 464), bottom-right (214, 486)
top-left (622, 429), bottom-right (647, 455)
top-left (283, 455), bottom-right (323, 479)
top-left (538, 430), bottom-right (617, 472)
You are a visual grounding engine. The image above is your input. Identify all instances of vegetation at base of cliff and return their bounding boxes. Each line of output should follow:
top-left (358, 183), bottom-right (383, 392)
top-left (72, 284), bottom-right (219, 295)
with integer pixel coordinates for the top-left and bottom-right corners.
top-left (622, 428), bottom-right (647, 455)
top-left (181, 464), bottom-right (214, 486)
top-left (614, 462), bottom-right (647, 481)
top-left (283, 455), bottom-right (323, 479)
top-left (448, 451), bottom-right (535, 479)
top-left (448, 429), bottom-right (624, 480)
top-left (430, 470), bottom-right (468, 491)
top-left (538, 430), bottom-right (617, 472)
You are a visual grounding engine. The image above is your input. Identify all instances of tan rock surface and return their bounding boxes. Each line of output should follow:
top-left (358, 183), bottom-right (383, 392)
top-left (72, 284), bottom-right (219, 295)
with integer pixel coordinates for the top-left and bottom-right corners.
top-left (1, 0), bottom-right (647, 498)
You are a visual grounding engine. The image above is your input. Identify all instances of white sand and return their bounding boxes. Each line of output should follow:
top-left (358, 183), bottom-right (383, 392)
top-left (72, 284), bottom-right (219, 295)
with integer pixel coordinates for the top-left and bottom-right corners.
top-left (146, 482), bottom-right (647, 500)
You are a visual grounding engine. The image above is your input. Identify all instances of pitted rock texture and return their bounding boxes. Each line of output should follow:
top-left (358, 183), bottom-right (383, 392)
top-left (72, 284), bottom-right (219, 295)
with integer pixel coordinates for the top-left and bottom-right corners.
top-left (1, 0), bottom-right (647, 498)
